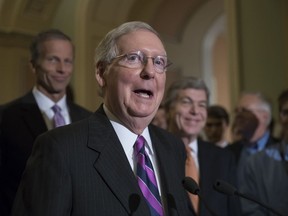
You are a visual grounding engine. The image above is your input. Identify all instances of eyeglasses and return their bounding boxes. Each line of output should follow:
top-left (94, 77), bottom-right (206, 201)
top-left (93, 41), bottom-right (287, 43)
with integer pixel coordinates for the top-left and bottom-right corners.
top-left (110, 50), bottom-right (172, 73)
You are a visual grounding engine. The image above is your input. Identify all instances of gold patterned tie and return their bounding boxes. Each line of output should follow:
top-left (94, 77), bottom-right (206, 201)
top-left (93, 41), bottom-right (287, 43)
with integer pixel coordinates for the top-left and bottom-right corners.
top-left (185, 146), bottom-right (199, 215)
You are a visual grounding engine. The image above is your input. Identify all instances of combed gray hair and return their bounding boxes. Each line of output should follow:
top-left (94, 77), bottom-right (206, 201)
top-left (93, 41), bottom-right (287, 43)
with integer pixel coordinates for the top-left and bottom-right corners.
top-left (94, 21), bottom-right (162, 66)
top-left (240, 91), bottom-right (272, 125)
top-left (164, 76), bottom-right (210, 112)
top-left (30, 29), bottom-right (74, 66)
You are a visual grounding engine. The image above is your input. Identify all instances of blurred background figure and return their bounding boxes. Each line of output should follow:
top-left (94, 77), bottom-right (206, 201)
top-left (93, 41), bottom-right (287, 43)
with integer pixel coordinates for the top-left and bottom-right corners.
top-left (240, 88), bottom-right (288, 216)
top-left (164, 76), bottom-right (240, 216)
top-left (278, 89), bottom-right (288, 142)
top-left (231, 109), bottom-right (259, 144)
top-left (0, 29), bottom-right (92, 216)
top-left (151, 104), bottom-right (167, 130)
top-left (204, 105), bottom-right (230, 148)
top-left (227, 92), bottom-right (279, 189)
top-left (228, 92), bottom-right (279, 163)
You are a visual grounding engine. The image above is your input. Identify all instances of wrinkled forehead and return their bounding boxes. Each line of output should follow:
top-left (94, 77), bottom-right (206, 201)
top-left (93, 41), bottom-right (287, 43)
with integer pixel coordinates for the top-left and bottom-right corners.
top-left (116, 30), bottom-right (166, 55)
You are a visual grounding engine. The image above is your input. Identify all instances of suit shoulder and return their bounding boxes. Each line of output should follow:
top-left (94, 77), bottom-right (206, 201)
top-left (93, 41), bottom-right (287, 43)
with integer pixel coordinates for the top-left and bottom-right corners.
top-left (68, 102), bottom-right (92, 116)
top-left (149, 124), bottom-right (182, 143)
top-left (199, 140), bottom-right (235, 159)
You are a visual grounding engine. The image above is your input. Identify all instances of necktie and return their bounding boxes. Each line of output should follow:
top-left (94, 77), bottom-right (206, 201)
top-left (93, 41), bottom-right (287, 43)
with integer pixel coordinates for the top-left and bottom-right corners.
top-left (134, 135), bottom-right (164, 216)
top-left (51, 104), bottom-right (66, 128)
top-left (185, 146), bottom-right (199, 215)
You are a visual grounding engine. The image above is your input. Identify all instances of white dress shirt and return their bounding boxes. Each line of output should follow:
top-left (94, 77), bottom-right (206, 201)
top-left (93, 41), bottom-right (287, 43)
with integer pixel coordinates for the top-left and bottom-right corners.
top-left (32, 86), bottom-right (71, 130)
top-left (187, 139), bottom-right (199, 171)
top-left (103, 105), bottom-right (162, 195)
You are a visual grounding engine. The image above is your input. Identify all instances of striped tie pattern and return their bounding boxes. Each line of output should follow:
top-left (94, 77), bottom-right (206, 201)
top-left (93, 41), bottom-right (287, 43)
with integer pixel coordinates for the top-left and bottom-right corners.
top-left (134, 135), bottom-right (164, 216)
top-left (51, 105), bottom-right (66, 128)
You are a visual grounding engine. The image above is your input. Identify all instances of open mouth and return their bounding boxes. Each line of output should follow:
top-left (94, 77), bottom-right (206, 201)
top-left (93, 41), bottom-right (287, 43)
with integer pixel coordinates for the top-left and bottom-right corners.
top-left (134, 89), bottom-right (153, 98)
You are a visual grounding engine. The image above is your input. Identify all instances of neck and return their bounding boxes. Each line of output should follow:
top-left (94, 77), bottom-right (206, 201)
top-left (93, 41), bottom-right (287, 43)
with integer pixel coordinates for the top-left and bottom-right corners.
top-left (36, 86), bottom-right (65, 103)
top-left (181, 136), bottom-right (196, 146)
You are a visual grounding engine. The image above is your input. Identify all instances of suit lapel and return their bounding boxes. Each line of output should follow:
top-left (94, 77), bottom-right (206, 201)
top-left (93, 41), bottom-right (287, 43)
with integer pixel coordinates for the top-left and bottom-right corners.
top-left (87, 107), bottom-right (150, 215)
top-left (149, 128), bottom-right (185, 216)
top-left (21, 92), bottom-right (47, 138)
top-left (198, 140), bottom-right (213, 187)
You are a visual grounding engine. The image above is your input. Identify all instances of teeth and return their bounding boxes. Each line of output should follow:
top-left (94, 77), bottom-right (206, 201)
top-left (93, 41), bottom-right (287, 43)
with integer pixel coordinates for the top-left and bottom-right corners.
top-left (137, 92), bottom-right (150, 98)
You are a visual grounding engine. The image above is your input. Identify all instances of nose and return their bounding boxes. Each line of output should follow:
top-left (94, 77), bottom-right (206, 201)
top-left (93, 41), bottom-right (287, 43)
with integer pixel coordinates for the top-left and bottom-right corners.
top-left (56, 62), bottom-right (65, 73)
top-left (189, 104), bottom-right (198, 115)
top-left (140, 58), bottom-right (155, 79)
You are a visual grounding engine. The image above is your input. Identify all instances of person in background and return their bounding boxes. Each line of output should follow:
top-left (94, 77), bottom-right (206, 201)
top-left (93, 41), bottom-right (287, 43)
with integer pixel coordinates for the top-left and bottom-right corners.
top-left (204, 105), bottom-right (230, 148)
top-left (0, 29), bottom-right (92, 216)
top-left (278, 89), bottom-right (288, 142)
top-left (151, 104), bottom-right (167, 130)
top-left (240, 88), bottom-right (288, 216)
top-left (231, 109), bottom-right (259, 144)
top-left (228, 92), bottom-right (278, 163)
top-left (164, 76), bottom-right (240, 216)
top-left (11, 21), bottom-right (193, 216)
top-left (227, 92), bottom-right (279, 188)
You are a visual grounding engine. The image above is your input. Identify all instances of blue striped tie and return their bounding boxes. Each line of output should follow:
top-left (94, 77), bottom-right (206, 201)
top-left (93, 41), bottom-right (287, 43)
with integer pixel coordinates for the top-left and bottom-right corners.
top-left (134, 135), bottom-right (164, 216)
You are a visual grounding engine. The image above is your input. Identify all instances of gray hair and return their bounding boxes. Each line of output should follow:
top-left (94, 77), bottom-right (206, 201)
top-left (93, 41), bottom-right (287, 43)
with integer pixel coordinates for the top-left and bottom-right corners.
top-left (164, 76), bottom-right (210, 112)
top-left (94, 21), bottom-right (162, 66)
top-left (30, 29), bottom-right (74, 66)
top-left (240, 91), bottom-right (272, 125)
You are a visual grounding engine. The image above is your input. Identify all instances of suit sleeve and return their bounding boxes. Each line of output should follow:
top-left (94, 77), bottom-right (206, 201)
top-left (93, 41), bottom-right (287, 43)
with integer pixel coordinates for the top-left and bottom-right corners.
top-left (11, 133), bottom-right (72, 216)
top-left (240, 154), bottom-right (267, 216)
top-left (226, 149), bottom-right (242, 216)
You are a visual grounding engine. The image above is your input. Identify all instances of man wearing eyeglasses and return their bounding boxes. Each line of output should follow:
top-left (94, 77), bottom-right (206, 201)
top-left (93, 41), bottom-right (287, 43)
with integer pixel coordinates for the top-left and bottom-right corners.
top-left (11, 21), bottom-right (193, 216)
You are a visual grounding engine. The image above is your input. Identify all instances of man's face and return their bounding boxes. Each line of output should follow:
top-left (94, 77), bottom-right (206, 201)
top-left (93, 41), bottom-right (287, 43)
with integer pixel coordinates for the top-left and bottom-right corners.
top-left (204, 117), bottom-right (227, 143)
top-left (236, 94), bottom-right (269, 141)
top-left (98, 30), bottom-right (166, 128)
top-left (168, 88), bottom-right (208, 139)
top-left (33, 39), bottom-right (73, 99)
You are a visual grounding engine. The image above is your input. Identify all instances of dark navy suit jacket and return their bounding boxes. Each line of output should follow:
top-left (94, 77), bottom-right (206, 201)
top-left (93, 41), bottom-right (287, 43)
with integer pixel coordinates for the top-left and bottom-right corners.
top-left (196, 140), bottom-right (241, 216)
top-left (11, 105), bottom-right (193, 216)
top-left (0, 91), bottom-right (92, 216)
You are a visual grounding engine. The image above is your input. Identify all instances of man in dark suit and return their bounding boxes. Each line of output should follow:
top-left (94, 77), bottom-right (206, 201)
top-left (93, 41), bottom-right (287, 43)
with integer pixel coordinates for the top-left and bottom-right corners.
top-left (11, 21), bottom-right (193, 216)
top-left (164, 76), bottom-right (241, 216)
top-left (0, 29), bottom-right (91, 216)
top-left (227, 92), bottom-right (279, 189)
top-left (228, 92), bottom-right (279, 162)
top-left (239, 89), bottom-right (288, 216)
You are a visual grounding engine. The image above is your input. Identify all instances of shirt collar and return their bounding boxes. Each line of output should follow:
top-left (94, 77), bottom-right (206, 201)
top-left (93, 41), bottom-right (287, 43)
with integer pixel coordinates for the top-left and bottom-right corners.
top-left (103, 105), bottom-right (153, 154)
top-left (187, 139), bottom-right (198, 154)
top-left (32, 86), bottom-right (67, 112)
top-left (245, 131), bottom-right (270, 154)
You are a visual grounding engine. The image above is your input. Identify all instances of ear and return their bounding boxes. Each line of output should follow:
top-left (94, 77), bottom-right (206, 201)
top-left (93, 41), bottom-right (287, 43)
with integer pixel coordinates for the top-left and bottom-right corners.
top-left (30, 60), bottom-right (37, 74)
top-left (95, 61), bottom-right (106, 87)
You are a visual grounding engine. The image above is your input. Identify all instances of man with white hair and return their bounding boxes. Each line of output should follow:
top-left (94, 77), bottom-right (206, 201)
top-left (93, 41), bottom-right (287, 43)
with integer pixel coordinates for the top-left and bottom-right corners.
top-left (228, 92), bottom-right (279, 186)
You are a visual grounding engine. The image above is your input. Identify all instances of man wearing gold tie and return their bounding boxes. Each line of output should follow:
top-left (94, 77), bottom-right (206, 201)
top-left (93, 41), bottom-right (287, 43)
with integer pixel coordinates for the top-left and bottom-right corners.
top-left (164, 76), bottom-right (241, 216)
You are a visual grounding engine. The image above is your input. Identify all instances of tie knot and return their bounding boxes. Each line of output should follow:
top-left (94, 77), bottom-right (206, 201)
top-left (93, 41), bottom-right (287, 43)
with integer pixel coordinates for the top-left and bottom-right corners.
top-left (134, 135), bottom-right (145, 155)
top-left (52, 104), bottom-right (61, 113)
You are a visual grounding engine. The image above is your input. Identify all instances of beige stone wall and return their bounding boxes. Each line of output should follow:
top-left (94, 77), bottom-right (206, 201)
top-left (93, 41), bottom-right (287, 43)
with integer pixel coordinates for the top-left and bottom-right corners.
top-left (0, 0), bottom-right (287, 120)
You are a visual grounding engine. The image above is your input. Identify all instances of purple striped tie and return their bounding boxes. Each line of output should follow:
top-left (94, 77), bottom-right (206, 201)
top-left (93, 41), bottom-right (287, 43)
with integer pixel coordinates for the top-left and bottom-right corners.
top-left (51, 105), bottom-right (66, 128)
top-left (134, 135), bottom-right (164, 216)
